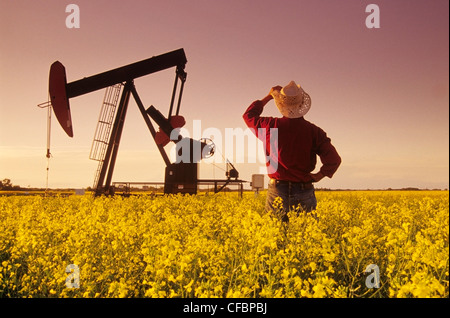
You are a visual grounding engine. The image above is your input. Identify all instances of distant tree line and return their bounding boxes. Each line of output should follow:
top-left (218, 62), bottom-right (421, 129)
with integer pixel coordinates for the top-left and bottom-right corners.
top-left (0, 178), bottom-right (21, 190)
top-left (1, 178), bottom-right (447, 192)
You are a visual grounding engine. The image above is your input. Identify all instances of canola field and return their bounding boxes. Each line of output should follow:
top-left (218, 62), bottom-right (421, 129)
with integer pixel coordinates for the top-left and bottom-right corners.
top-left (0, 190), bottom-right (448, 298)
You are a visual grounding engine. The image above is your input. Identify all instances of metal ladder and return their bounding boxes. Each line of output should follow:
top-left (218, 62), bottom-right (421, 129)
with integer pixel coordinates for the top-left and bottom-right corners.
top-left (90, 83), bottom-right (123, 189)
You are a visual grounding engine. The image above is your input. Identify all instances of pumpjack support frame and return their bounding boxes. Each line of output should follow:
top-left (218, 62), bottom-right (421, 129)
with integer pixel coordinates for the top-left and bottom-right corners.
top-left (46, 48), bottom-right (245, 196)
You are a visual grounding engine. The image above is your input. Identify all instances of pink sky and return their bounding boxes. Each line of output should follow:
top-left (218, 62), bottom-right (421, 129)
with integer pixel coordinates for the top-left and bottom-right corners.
top-left (0, 0), bottom-right (448, 189)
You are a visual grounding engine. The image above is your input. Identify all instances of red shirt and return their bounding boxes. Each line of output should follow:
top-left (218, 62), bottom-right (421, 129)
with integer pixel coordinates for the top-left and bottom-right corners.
top-left (243, 100), bottom-right (341, 182)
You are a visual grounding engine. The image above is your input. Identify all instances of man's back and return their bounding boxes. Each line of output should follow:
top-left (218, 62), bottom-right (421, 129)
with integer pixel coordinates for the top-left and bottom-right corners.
top-left (243, 100), bottom-right (340, 183)
top-left (242, 82), bottom-right (341, 218)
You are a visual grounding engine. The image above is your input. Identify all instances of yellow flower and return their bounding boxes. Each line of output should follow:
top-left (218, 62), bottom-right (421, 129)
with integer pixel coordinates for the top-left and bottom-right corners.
top-left (312, 284), bottom-right (327, 298)
top-left (0, 190), bottom-right (447, 298)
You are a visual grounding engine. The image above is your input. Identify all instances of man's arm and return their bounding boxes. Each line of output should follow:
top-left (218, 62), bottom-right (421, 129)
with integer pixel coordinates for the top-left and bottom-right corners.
top-left (260, 92), bottom-right (273, 105)
top-left (310, 171), bottom-right (325, 182)
top-left (243, 86), bottom-right (282, 129)
top-left (310, 133), bottom-right (341, 182)
top-left (261, 86), bottom-right (282, 105)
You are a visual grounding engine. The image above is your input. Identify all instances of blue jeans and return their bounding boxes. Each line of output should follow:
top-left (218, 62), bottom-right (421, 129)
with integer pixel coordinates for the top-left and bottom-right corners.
top-left (265, 182), bottom-right (317, 222)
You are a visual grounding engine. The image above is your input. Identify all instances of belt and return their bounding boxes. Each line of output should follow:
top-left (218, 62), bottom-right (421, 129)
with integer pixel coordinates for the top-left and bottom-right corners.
top-left (269, 178), bottom-right (314, 190)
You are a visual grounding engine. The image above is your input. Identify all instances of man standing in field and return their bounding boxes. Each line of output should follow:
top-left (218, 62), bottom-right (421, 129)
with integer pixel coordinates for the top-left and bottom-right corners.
top-left (243, 81), bottom-right (341, 222)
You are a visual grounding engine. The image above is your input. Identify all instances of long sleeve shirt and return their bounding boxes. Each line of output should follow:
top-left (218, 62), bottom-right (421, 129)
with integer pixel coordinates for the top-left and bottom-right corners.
top-left (243, 100), bottom-right (341, 182)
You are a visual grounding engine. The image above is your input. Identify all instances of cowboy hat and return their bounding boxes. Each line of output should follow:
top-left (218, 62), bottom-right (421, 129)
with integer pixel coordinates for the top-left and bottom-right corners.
top-left (271, 81), bottom-right (311, 118)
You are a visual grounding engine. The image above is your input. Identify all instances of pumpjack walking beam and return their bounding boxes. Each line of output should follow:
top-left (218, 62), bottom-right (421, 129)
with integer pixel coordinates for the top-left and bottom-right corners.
top-left (66, 49), bottom-right (187, 99)
top-left (48, 48), bottom-right (187, 138)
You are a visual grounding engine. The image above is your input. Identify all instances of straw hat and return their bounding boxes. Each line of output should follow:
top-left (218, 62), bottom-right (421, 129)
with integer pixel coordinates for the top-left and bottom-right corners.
top-left (271, 81), bottom-right (311, 118)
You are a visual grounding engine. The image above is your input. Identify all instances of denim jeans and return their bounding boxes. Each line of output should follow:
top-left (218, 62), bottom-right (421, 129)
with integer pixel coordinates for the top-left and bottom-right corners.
top-left (265, 182), bottom-right (317, 222)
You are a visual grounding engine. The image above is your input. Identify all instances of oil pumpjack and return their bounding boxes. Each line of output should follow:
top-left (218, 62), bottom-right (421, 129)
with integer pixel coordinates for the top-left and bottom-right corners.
top-left (41, 48), bottom-right (245, 196)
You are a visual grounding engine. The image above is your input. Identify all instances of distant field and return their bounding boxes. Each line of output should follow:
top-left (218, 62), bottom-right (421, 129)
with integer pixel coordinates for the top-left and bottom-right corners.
top-left (0, 190), bottom-right (448, 298)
